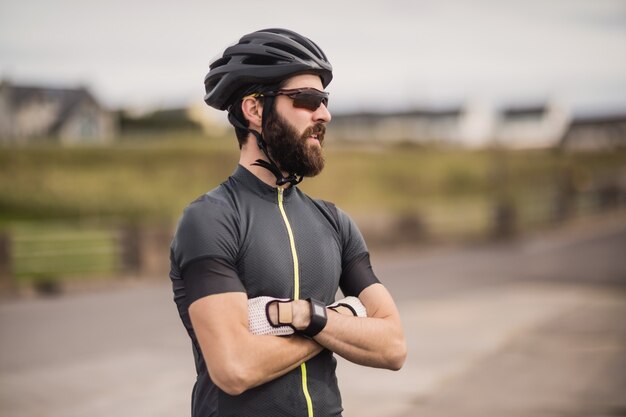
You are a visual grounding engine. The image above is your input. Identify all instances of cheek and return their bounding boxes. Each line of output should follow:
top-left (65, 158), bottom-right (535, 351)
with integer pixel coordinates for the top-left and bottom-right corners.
top-left (293, 111), bottom-right (315, 131)
top-left (274, 101), bottom-right (314, 134)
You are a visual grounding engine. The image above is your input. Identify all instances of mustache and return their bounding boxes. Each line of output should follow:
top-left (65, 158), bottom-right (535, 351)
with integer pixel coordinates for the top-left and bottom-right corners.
top-left (302, 123), bottom-right (326, 143)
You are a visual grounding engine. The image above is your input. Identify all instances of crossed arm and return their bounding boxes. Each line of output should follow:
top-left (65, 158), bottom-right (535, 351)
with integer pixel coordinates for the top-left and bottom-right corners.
top-left (312, 283), bottom-right (406, 370)
top-left (189, 292), bottom-right (322, 395)
top-left (188, 283), bottom-right (406, 395)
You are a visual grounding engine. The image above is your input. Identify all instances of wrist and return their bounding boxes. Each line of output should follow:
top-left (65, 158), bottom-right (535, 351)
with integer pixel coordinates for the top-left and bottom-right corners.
top-left (299, 298), bottom-right (328, 338)
top-left (271, 299), bottom-right (328, 337)
top-left (291, 300), bottom-right (311, 330)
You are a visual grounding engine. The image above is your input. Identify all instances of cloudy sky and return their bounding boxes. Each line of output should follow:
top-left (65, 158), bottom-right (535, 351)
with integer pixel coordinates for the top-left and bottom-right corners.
top-left (1, 0), bottom-right (625, 116)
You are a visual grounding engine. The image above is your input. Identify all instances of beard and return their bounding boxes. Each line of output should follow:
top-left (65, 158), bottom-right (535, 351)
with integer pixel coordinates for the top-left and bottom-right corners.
top-left (262, 111), bottom-right (326, 178)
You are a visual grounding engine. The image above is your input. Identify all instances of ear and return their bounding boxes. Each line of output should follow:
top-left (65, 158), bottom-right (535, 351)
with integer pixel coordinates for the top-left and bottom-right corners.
top-left (241, 96), bottom-right (263, 131)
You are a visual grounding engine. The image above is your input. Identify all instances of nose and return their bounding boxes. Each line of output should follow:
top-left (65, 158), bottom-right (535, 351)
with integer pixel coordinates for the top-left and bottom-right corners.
top-left (313, 103), bottom-right (331, 123)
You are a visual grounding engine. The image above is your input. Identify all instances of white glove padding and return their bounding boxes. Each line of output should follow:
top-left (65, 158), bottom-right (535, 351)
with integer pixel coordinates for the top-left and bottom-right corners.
top-left (248, 296), bottom-right (294, 336)
top-left (328, 296), bottom-right (367, 318)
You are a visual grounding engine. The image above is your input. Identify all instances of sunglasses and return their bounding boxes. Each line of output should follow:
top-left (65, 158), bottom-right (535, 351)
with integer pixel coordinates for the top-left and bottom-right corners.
top-left (263, 88), bottom-right (329, 111)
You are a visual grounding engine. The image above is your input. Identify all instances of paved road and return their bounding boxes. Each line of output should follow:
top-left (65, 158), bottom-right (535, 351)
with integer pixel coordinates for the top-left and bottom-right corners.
top-left (1, 213), bottom-right (625, 417)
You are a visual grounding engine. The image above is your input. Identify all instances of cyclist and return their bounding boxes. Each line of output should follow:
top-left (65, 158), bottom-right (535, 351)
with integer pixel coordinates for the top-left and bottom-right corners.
top-left (170, 28), bottom-right (406, 417)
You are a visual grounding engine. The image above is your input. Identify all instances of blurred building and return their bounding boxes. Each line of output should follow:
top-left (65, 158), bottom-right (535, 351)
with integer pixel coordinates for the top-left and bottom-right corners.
top-left (560, 112), bottom-right (626, 151)
top-left (328, 106), bottom-right (464, 145)
top-left (330, 102), bottom-right (625, 150)
top-left (493, 102), bottom-right (570, 149)
top-left (0, 81), bottom-right (117, 145)
top-left (330, 107), bottom-right (463, 143)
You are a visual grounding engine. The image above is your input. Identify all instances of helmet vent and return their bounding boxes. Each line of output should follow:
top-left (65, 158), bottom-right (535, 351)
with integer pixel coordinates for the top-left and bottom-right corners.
top-left (210, 56), bottom-right (231, 69)
top-left (205, 77), bottom-right (220, 91)
top-left (241, 55), bottom-right (280, 66)
top-left (265, 42), bottom-right (310, 61)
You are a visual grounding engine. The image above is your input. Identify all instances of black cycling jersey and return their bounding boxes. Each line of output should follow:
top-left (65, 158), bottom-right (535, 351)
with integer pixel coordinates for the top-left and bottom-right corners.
top-left (170, 165), bottom-right (380, 417)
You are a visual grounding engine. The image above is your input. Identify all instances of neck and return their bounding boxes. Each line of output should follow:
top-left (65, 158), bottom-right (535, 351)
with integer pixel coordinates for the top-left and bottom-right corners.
top-left (239, 140), bottom-right (291, 189)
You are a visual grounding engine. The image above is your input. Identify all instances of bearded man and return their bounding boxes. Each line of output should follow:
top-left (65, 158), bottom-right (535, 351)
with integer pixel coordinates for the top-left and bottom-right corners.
top-left (169, 28), bottom-right (406, 417)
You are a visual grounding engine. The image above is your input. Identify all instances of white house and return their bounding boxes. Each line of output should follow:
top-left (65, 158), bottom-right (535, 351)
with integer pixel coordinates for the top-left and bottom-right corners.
top-left (327, 100), bottom-right (613, 150)
top-left (330, 106), bottom-right (464, 145)
top-left (493, 101), bottom-right (571, 149)
top-left (560, 112), bottom-right (626, 151)
top-left (0, 81), bottom-right (117, 145)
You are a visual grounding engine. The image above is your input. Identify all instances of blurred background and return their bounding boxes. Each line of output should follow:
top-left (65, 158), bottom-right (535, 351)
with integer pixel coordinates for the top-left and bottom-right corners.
top-left (1, 1), bottom-right (625, 416)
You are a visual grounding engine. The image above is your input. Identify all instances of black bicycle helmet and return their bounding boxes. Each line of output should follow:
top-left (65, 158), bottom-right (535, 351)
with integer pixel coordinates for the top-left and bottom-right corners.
top-left (204, 28), bottom-right (333, 110)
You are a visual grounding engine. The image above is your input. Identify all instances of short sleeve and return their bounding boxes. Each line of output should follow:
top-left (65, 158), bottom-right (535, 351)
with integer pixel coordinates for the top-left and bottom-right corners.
top-left (170, 193), bottom-right (245, 301)
top-left (336, 207), bottom-right (380, 297)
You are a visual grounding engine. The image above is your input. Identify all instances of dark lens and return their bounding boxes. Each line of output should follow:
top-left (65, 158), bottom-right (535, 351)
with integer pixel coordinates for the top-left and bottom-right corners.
top-left (292, 92), bottom-right (328, 111)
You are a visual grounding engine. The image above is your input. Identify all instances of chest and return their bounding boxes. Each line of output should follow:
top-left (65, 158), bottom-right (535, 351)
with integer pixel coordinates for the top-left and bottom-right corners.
top-left (236, 196), bottom-right (342, 304)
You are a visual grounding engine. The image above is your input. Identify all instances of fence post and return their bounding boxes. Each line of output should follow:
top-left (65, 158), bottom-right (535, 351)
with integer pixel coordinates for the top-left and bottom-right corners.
top-left (553, 167), bottom-right (577, 223)
top-left (0, 231), bottom-right (14, 293)
top-left (488, 148), bottom-right (517, 240)
top-left (139, 225), bottom-right (173, 278)
top-left (119, 223), bottom-right (173, 278)
top-left (597, 180), bottom-right (620, 211)
top-left (119, 224), bottom-right (141, 276)
top-left (491, 200), bottom-right (517, 239)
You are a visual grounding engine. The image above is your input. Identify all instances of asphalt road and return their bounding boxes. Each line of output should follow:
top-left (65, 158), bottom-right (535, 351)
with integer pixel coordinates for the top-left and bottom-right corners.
top-left (1, 212), bottom-right (625, 417)
top-left (376, 213), bottom-right (626, 303)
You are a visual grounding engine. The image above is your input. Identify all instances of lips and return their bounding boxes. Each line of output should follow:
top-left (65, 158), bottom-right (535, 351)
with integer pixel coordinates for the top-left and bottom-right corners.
top-left (304, 124), bottom-right (325, 145)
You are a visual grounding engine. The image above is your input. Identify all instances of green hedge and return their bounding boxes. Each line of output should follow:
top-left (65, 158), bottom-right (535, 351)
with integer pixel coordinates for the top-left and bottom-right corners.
top-left (1, 134), bottom-right (624, 228)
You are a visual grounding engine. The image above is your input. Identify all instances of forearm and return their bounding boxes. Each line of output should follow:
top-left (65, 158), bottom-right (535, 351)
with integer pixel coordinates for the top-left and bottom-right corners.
top-left (196, 322), bottom-right (324, 394)
top-left (189, 293), bottom-right (323, 396)
top-left (224, 332), bottom-right (323, 392)
top-left (285, 284), bottom-right (406, 370)
top-left (314, 312), bottom-right (405, 370)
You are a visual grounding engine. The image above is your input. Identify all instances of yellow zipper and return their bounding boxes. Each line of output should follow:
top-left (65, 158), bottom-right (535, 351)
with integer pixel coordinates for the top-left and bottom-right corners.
top-left (278, 188), bottom-right (300, 299)
top-left (277, 187), bottom-right (314, 417)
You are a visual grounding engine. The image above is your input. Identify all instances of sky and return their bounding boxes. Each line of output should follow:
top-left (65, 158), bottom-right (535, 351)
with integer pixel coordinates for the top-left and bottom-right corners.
top-left (1, 0), bottom-right (626, 118)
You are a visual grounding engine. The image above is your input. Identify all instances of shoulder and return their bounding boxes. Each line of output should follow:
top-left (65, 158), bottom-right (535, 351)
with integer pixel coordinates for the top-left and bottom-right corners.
top-left (171, 184), bottom-right (240, 269)
top-left (182, 186), bottom-right (235, 221)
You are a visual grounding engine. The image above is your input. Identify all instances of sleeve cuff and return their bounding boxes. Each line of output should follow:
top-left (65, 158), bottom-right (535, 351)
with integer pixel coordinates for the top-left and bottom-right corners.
top-left (182, 257), bottom-right (246, 304)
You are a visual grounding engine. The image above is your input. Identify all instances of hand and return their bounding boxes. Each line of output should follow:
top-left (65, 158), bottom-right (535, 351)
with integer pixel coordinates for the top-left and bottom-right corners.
top-left (248, 296), bottom-right (294, 336)
top-left (250, 296), bottom-right (367, 336)
top-left (328, 296), bottom-right (367, 317)
top-left (290, 300), bottom-right (312, 331)
top-left (268, 299), bottom-right (312, 331)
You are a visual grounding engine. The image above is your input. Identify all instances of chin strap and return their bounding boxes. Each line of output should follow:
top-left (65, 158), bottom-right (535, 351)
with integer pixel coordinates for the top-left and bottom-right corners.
top-left (228, 96), bottom-right (302, 187)
top-left (250, 130), bottom-right (303, 186)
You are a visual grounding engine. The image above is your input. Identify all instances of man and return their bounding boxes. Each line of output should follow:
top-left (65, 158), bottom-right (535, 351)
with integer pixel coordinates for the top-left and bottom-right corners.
top-left (170, 28), bottom-right (406, 417)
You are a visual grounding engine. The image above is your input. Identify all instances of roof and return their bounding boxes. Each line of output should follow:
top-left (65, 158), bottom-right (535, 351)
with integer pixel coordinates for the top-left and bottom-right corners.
top-left (568, 112), bottom-right (626, 127)
top-left (1, 82), bottom-right (97, 107)
top-left (0, 81), bottom-right (103, 135)
top-left (500, 105), bottom-right (546, 119)
top-left (332, 107), bottom-right (463, 122)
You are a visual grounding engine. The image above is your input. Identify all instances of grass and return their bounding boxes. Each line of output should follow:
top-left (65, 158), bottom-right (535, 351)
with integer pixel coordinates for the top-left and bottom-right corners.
top-left (1, 134), bottom-right (624, 224)
top-left (1, 133), bottom-right (624, 283)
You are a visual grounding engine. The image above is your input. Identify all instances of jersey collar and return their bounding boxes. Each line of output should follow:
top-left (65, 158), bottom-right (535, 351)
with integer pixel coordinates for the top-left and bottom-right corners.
top-left (232, 165), bottom-right (296, 203)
